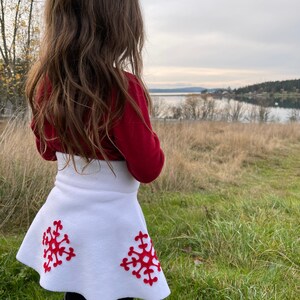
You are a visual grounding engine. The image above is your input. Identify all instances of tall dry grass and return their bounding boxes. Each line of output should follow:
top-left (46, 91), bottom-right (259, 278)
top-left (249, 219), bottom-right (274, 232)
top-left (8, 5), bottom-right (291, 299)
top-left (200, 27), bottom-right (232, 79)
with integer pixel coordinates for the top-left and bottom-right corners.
top-left (0, 117), bottom-right (56, 231)
top-left (153, 120), bottom-right (300, 191)
top-left (1, 118), bottom-right (300, 230)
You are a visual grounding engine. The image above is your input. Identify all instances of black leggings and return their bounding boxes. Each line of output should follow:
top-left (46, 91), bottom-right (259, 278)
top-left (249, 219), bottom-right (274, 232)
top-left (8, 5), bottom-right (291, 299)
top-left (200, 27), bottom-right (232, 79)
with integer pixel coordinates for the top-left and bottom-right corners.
top-left (65, 292), bottom-right (133, 300)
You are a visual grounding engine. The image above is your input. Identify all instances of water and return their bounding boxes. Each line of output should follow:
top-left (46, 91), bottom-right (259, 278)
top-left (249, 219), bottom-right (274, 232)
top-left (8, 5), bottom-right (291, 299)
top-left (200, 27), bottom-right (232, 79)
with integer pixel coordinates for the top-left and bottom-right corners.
top-left (150, 93), bottom-right (299, 123)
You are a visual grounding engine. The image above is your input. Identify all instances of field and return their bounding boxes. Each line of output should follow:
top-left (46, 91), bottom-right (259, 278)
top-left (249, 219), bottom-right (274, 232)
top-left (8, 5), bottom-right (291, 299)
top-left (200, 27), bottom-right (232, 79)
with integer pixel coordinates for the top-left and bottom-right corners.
top-left (1, 118), bottom-right (300, 299)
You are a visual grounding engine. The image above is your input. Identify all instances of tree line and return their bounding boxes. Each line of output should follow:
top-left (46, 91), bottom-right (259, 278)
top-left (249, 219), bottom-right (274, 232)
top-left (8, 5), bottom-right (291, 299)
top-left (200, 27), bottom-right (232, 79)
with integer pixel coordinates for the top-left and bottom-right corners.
top-left (151, 94), bottom-right (300, 123)
top-left (234, 79), bottom-right (300, 94)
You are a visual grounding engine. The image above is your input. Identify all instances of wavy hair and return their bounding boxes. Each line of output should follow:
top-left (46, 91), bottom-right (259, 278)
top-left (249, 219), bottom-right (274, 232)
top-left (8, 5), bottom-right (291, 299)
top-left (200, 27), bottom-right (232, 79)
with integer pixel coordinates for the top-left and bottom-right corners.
top-left (26, 0), bottom-right (151, 169)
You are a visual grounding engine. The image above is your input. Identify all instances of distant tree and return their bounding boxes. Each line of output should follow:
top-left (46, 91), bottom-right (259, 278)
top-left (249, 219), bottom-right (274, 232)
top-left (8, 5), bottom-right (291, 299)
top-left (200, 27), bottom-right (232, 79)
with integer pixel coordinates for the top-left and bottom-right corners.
top-left (258, 105), bottom-right (271, 123)
top-left (228, 101), bottom-right (246, 122)
top-left (0, 0), bottom-right (40, 114)
top-left (288, 109), bottom-right (300, 123)
top-left (169, 105), bottom-right (184, 119)
top-left (244, 105), bottom-right (259, 123)
top-left (199, 95), bottom-right (216, 120)
top-left (151, 96), bottom-right (166, 118)
top-left (184, 94), bottom-right (202, 119)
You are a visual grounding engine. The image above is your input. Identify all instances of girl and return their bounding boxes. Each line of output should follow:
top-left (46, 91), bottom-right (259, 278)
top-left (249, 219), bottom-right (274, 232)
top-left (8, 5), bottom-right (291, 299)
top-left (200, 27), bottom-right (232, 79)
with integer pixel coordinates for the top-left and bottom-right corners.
top-left (16, 1), bottom-right (171, 299)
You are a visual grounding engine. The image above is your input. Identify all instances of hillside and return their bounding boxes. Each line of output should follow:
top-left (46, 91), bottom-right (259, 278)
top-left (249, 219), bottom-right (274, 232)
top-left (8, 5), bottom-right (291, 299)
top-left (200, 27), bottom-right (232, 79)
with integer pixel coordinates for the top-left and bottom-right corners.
top-left (149, 79), bottom-right (300, 95)
top-left (234, 79), bottom-right (300, 94)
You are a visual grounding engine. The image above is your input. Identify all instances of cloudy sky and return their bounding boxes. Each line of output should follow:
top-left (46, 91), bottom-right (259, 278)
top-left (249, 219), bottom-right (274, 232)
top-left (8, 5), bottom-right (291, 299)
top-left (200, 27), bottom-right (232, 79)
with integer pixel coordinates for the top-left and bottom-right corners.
top-left (141, 0), bottom-right (300, 89)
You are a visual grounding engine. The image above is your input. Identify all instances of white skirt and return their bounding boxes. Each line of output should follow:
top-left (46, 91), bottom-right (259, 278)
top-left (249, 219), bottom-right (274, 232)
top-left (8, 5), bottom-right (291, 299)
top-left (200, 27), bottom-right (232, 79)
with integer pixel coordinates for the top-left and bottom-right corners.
top-left (16, 152), bottom-right (171, 300)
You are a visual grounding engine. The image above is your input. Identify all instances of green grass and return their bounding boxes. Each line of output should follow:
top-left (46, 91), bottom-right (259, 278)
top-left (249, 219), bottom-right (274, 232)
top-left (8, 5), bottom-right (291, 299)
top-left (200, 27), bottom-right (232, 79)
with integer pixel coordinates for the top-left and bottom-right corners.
top-left (1, 147), bottom-right (300, 299)
top-left (140, 146), bottom-right (300, 299)
top-left (0, 235), bottom-right (64, 299)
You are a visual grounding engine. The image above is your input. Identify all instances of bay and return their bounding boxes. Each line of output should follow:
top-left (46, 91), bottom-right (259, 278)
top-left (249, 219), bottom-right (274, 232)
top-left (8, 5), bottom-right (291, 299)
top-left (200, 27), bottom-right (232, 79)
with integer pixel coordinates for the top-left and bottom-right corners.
top-left (150, 93), bottom-right (299, 123)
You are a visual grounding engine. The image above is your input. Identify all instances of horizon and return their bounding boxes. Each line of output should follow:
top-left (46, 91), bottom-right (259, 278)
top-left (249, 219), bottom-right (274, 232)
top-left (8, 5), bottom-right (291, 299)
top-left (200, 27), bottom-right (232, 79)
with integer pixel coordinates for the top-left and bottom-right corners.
top-left (147, 77), bottom-right (300, 90)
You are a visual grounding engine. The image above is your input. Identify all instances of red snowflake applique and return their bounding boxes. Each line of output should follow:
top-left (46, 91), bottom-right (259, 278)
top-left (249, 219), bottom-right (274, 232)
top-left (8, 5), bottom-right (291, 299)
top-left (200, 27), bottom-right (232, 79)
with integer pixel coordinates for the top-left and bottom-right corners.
top-left (42, 220), bottom-right (76, 273)
top-left (120, 231), bottom-right (161, 286)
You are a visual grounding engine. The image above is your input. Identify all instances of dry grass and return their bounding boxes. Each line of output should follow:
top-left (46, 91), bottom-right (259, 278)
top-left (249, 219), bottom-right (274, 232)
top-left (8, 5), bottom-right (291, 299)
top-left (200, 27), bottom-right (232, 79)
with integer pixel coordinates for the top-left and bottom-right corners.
top-left (0, 117), bottom-right (56, 231)
top-left (0, 120), bottom-right (8, 132)
top-left (1, 118), bottom-right (300, 230)
top-left (152, 120), bottom-right (300, 191)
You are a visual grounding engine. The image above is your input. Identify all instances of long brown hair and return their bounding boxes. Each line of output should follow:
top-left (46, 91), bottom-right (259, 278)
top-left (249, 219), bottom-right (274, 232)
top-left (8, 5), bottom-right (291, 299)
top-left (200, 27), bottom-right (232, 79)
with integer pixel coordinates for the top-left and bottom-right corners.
top-left (26, 0), bottom-right (151, 169)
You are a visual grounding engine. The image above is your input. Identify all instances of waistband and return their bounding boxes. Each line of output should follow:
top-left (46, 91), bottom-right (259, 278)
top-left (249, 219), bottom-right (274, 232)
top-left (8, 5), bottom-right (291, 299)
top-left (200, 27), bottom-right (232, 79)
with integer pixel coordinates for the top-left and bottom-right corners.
top-left (54, 152), bottom-right (140, 194)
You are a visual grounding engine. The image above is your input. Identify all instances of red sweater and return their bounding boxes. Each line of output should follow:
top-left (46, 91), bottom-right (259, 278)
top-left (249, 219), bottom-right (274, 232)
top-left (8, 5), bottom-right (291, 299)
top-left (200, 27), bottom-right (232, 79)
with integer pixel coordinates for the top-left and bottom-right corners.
top-left (31, 73), bottom-right (165, 183)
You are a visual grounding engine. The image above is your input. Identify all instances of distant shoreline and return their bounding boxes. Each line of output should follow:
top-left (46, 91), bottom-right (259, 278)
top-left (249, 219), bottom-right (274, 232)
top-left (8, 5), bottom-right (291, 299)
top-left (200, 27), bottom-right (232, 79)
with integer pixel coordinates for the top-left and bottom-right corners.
top-left (149, 87), bottom-right (207, 94)
top-left (150, 92), bottom-right (201, 96)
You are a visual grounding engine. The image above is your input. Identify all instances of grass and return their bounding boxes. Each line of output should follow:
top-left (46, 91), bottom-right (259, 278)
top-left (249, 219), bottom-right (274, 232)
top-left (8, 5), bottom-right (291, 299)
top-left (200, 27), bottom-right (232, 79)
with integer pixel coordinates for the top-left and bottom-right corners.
top-left (0, 120), bottom-right (7, 132)
top-left (153, 121), bottom-right (300, 191)
top-left (1, 119), bottom-right (300, 299)
top-left (140, 148), bottom-right (300, 299)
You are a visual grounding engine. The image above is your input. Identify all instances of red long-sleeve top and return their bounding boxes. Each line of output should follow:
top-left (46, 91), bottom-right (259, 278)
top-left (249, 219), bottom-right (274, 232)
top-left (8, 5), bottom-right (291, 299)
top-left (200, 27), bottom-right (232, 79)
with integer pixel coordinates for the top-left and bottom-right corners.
top-left (31, 72), bottom-right (164, 183)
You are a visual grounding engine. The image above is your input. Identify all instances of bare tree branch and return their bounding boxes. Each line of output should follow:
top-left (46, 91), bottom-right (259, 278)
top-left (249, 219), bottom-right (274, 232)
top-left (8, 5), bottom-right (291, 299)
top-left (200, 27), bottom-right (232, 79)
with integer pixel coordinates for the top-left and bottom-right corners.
top-left (0, 0), bottom-right (9, 66)
top-left (11, 0), bottom-right (22, 67)
top-left (26, 0), bottom-right (34, 63)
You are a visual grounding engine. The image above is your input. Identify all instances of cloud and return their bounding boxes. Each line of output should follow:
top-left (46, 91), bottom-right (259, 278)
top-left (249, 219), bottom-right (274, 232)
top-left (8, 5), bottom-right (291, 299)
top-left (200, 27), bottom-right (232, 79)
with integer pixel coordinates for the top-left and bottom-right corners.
top-left (141, 0), bottom-right (300, 88)
top-left (144, 66), bottom-right (300, 89)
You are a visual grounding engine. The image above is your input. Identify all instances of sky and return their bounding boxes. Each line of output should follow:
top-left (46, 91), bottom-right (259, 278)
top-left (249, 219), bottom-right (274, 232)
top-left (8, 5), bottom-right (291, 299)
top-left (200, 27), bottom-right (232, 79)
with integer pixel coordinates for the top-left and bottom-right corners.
top-left (141, 0), bottom-right (300, 89)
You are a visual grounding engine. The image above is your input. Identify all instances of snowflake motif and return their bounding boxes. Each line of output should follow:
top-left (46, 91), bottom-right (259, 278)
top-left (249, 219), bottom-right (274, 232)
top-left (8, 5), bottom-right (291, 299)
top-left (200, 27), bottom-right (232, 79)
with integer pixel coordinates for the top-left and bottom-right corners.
top-left (42, 220), bottom-right (76, 273)
top-left (120, 231), bottom-right (161, 286)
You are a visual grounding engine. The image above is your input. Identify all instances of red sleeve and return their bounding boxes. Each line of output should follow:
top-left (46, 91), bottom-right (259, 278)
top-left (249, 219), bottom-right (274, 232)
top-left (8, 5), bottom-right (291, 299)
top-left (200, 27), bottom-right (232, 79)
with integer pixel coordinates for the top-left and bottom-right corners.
top-left (112, 74), bottom-right (165, 183)
top-left (30, 119), bottom-right (57, 161)
top-left (31, 78), bottom-right (57, 161)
